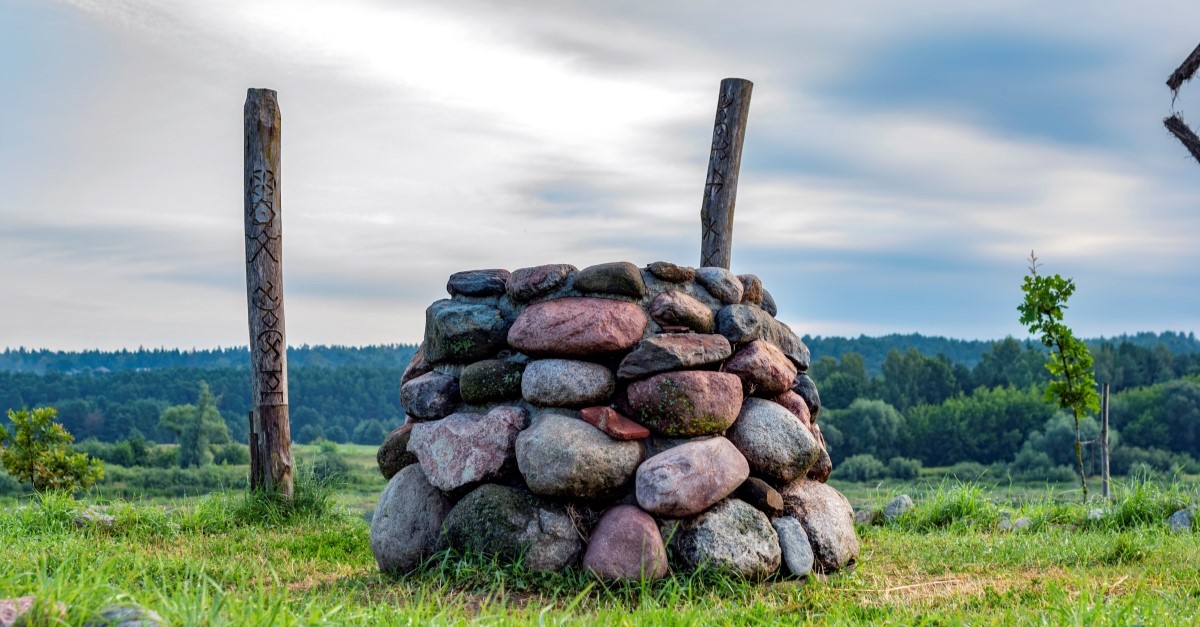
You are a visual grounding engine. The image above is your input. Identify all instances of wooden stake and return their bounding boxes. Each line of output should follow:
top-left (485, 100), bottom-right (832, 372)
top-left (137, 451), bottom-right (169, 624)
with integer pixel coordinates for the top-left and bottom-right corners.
top-left (1101, 382), bottom-right (1110, 500)
top-left (700, 78), bottom-right (753, 269)
top-left (244, 88), bottom-right (293, 498)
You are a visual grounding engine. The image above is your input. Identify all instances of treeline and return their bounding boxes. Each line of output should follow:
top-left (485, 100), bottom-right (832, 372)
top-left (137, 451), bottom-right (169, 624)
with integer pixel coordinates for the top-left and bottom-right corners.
top-left (0, 344), bottom-right (418, 374)
top-left (812, 337), bottom-right (1200, 478)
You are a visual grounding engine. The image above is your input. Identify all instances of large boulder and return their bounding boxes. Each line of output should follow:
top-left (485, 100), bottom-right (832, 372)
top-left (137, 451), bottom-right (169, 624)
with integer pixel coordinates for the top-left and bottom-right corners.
top-left (508, 297), bottom-right (648, 357)
top-left (447, 269), bottom-right (511, 297)
top-left (377, 423), bottom-right (418, 480)
top-left (635, 437), bottom-right (749, 517)
top-left (623, 371), bottom-right (743, 437)
top-left (458, 359), bottom-right (524, 404)
top-left (727, 398), bottom-right (820, 485)
top-left (723, 339), bottom-right (797, 396)
top-left (521, 359), bottom-right (615, 407)
top-left (648, 291), bottom-right (715, 333)
top-left (506, 263), bottom-right (577, 302)
top-left (370, 465), bottom-right (453, 574)
top-left (582, 505), bottom-right (669, 580)
top-left (617, 333), bottom-right (731, 380)
top-left (574, 261), bottom-right (647, 299)
top-left (695, 267), bottom-right (745, 304)
top-left (407, 406), bottom-right (528, 493)
top-left (444, 484), bottom-right (582, 571)
top-left (717, 304), bottom-right (811, 372)
top-left (781, 480), bottom-right (859, 573)
top-left (422, 300), bottom-right (511, 364)
top-left (672, 498), bottom-right (780, 580)
top-left (400, 371), bottom-right (461, 420)
top-left (515, 412), bottom-right (643, 499)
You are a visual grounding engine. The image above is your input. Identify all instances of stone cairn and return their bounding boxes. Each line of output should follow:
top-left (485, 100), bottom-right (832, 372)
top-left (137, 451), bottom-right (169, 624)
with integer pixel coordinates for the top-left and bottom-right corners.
top-left (371, 261), bottom-right (860, 581)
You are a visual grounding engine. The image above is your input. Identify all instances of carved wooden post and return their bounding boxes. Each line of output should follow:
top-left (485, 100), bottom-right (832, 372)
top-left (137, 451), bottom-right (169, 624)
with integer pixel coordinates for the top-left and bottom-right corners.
top-left (1100, 382), bottom-right (1111, 500)
top-left (700, 78), bottom-right (753, 269)
top-left (244, 88), bottom-right (293, 498)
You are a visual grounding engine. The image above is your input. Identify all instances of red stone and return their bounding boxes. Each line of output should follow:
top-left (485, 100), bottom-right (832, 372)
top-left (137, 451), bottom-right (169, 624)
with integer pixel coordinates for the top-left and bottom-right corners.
top-left (724, 339), bottom-right (797, 396)
top-left (507, 297), bottom-right (647, 357)
top-left (579, 406), bottom-right (650, 440)
top-left (624, 370), bottom-right (743, 437)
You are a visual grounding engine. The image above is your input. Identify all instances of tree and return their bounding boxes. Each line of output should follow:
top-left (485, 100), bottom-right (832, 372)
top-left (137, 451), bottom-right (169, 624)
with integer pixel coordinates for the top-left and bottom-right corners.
top-left (1018, 252), bottom-right (1100, 498)
top-left (158, 382), bottom-right (233, 468)
top-left (823, 399), bottom-right (905, 464)
top-left (0, 406), bottom-right (104, 492)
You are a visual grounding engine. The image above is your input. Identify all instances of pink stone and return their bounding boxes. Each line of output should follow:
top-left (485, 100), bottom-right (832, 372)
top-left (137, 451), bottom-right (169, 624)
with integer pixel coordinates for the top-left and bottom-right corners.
top-left (583, 505), bottom-right (668, 580)
top-left (408, 406), bottom-right (528, 492)
top-left (507, 297), bottom-right (647, 357)
top-left (635, 436), bottom-right (749, 517)
top-left (579, 406), bottom-right (650, 440)
top-left (624, 371), bottom-right (743, 437)
top-left (649, 291), bottom-right (714, 333)
top-left (772, 390), bottom-right (814, 429)
top-left (724, 339), bottom-right (797, 396)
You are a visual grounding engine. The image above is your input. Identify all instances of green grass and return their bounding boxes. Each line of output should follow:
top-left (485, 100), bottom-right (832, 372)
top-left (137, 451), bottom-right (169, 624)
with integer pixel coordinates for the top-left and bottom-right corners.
top-left (2, 477), bottom-right (1199, 625)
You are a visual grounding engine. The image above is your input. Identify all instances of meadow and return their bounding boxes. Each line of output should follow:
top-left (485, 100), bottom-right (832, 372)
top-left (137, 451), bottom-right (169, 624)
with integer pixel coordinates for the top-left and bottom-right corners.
top-left (3, 466), bottom-right (1198, 626)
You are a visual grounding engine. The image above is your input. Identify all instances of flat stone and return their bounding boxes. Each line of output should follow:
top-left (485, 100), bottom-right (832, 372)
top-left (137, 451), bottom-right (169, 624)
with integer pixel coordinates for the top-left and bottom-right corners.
top-left (401, 345), bottom-right (433, 385)
top-left (407, 406), bottom-right (528, 493)
top-left (695, 267), bottom-right (745, 304)
top-left (580, 406), bottom-right (650, 440)
top-left (724, 339), bottom-right (798, 396)
top-left (727, 398), bottom-right (820, 484)
top-left (422, 300), bottom-right (511, 364)
top-left (737, 274), bottom-right (763, 305)
top-left (459, 359), bottom-right (524, 404)
top-left (717, 304), bottom-right (810, 372)
top-left (884, 494), bottom-right (914, 522)
top-left (624, 371), bottom-right (743, 437)
top-left (773, 516), bottom-right (815, 578)
top-left (735, 477), bottom-right (785, 518)
top-left (400, 371), bottom-right (461, 420)
top-left (521, 359), bottom-right (615, 407)
top-left (75, 509), bottom-right (115, 528)
top-left (635, 436), bottom-right (749, 517)
top-left (444, 484), bottom-right (582, 572)
top-left (370, 464), bottom-right (453, 574)
top-left (508, 297), bottom-right (648, 357)
top-left (761, 289), bottom-right (778, 317)
top-left (507, 263), bottom-right (577, 302)
top-left (574, 261), bottom-right (647, 299)
top-left (781, 480), bottom-right (859, 573)
top-left (616, 333), bottom-right (731, 380)
top-left (648, 291), bottom-right (715, 333)
top-left (791, 373), bottom-right (822, 420)
top-left (447, 268), bottom-right (511, 297)
top-left (377, 423), bottom-right (418, 480)
top-left (83, 605), bottom-right (166, 627)
top-left (516, 412), bottom-right (643, 500)
top-left (646, 261), bottom-right (696, 283)
top-left (583, 504), bottom-right (669, 580)
top-left (672, 498), bottom-right (780, 580)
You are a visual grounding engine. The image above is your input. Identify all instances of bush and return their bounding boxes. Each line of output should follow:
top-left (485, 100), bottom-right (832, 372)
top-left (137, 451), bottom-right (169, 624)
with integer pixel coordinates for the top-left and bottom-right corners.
top-left (1110, 446), bottom-right (1200, 476)
top-left (947, 461), bottom-right (988, 481)
top-left (887, 456), bottom-right (923, 480)
top-left (214, 442), bottom-right (251, 466)
top-left (836, 453), bottom-right (886, 482)
top-left (0, 406), bottom-right (104, 492)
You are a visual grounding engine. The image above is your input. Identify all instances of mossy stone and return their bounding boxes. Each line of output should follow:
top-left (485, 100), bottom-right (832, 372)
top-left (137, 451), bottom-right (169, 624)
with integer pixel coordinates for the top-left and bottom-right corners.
top-left (459, 359), bottom-right (524, 404)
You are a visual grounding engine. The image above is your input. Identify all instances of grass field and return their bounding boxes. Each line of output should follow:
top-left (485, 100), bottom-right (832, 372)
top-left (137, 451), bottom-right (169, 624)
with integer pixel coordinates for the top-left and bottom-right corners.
top-left (3, 475), bottom-right (1198, 625)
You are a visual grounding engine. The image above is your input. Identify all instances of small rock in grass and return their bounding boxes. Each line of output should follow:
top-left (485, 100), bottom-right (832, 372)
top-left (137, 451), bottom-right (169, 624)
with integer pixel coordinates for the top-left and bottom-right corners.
top-left (1169, 507), bottom-right (1195, 533)
top-left (884, 494), bottom-right (914, 522)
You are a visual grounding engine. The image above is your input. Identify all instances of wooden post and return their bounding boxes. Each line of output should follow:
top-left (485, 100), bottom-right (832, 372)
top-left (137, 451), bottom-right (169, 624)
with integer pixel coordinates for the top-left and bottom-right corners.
top-left (1100, 382), bottom-right (1111, 500)
top-left (244, 88), bottom-right (293, 498)
top-left (700, 78), bottom-right (753, 269)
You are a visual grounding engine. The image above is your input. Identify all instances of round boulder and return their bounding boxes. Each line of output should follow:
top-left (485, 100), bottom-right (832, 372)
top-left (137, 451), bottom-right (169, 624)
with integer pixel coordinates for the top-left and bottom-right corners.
top-left (370, 465), bottom-right (453, 574)
top-left (672, 498), bottom-right (780, 580)
top-left (377, 423), bottom-right (418, 480)
top-left (781, 480), bottom-right (859, 573)
top-left (582, 505), bottom-right (669, 581)
top-left (459, 359), bottom-right (524, 404)
top-left (635, 436), bottom-right (749, 518)
top-left (521, 359), bottom-right (615, 407)
top-left (508, 297), bottom-right (648, 357)
top-left (516, 412), bottom-right (643, 499)
top-left (400, 371), bottom-right (461, 420)
top-left (727, 398), bottom-right (820, 484)
top-left (444, 483), bottom-right (582, 572)
top-left (624, 371), bottom-right (743, 437)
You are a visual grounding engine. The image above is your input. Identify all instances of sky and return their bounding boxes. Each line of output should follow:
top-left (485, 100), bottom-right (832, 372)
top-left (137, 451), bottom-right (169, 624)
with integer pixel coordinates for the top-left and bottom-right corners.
top-left (2, 0), bottom-right (1199, 351)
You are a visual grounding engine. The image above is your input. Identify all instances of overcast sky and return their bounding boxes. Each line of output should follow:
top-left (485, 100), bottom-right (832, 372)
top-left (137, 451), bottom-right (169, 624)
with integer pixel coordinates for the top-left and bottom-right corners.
top-left (3, 0), bottom-right (1199, 350)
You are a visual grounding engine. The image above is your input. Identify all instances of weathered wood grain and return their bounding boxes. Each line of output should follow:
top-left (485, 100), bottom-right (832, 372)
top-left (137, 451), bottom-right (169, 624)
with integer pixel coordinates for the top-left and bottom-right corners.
top-left (700, 78), bottom-right (753, 270)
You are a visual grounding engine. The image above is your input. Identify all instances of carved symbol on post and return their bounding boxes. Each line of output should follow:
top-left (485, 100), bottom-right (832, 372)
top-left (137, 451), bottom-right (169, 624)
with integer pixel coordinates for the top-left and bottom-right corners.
top-left (248, 232), bottom-right (280, 264)
top-left (249, 169), bottom-right (277, 225)
top-left (253, 282), bottom-right (281, 311)
top-left (257, 330), bottom-right (284, 368)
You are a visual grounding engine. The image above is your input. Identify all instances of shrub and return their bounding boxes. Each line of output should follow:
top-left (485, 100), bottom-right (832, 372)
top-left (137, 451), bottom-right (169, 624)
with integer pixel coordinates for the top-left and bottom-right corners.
top-left (887, 456), bottom-right (923, 480)
top-left (0, 406), bottom-right (104, 492)
top-left (837, 453), bottom-right (886, 482)
top-left (947, 461), bottom-right (988, 481)
top-left (214, 442), bottom-right (251, 466)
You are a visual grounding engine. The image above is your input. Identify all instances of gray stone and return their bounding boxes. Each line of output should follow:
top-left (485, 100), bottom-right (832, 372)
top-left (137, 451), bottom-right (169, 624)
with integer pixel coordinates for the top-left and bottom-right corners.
top-left (646, 261), bottom-right (696, 283)
top-left (583, 504), bottom-right (669, 580)
top-left (695, 267), bottom-right (745, 304)
top-left (370, 465), bottom-right (453, 574)
top-left (507, 263), bottom-right (577, 302)
top-left (83, 605), bottom-right (165, 627)
top-left (377, 423), bottom-right (418, 480)
top-left (575, 261), bottom-right (647, 299)
top-left (74, 509), bottom-right (115, 529)
top-left (761, 289), bottom-right (778, 317)
top-left (447, 269), bottom-right (511, 297)
top-left (854, 509), bottom-right (875, 525)
top-left (791, 373), bottom-right (822, 420)
top-left (408, 406), bottom-right (528, 493)
top-left (773, 515), bottom-right (815, 578)
top-left (723, 339), bottom-right (798, 396)
top-left (1169, 507), bottom-right (1195, 533)
top-left (781, 480), bottom-right (859, 573)
top-left (717, 304), bottom-right (811, 372)
top-left (636, 436), bottom-right (749, 517)
top-left (616, 333), bottom-right (731, 380)
top-left (400, 371), bottom-right (461, 420)
top-left (459, 359), bottom-right (524, 404)
top-left (884, 494), bottom-right (914, 522)
top-left (648, 291), bottom-right (715, 333)
top-left (673, 498), bottom-right (780, 580)
top-left (1088, 508), bottom-right (1106, 522)
top-left (521, 359), bottom-right (615, 407)
top-left (422, 299), bottom-right (511, 364)
top-left (727, 398), bottom-right (820, 484)
top-left (516, 412), bottom-right (643, 499)
top-left (444, 484), bottom-right (582, 572)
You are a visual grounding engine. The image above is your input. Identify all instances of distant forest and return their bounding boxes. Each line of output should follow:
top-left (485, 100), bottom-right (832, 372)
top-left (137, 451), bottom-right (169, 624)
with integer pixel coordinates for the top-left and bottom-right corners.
top-left (2, 333), bottom-right (1199, 475)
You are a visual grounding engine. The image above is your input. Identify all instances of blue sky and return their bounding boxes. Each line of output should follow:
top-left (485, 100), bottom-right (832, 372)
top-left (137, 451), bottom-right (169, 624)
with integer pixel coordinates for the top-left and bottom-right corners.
top-left (2, 0), bottom-right (1199, 350)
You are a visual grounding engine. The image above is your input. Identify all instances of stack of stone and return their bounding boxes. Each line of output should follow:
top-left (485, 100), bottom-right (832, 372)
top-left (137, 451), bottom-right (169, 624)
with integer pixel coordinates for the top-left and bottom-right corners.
top-left (372, 261), bottom-right (859, 581)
